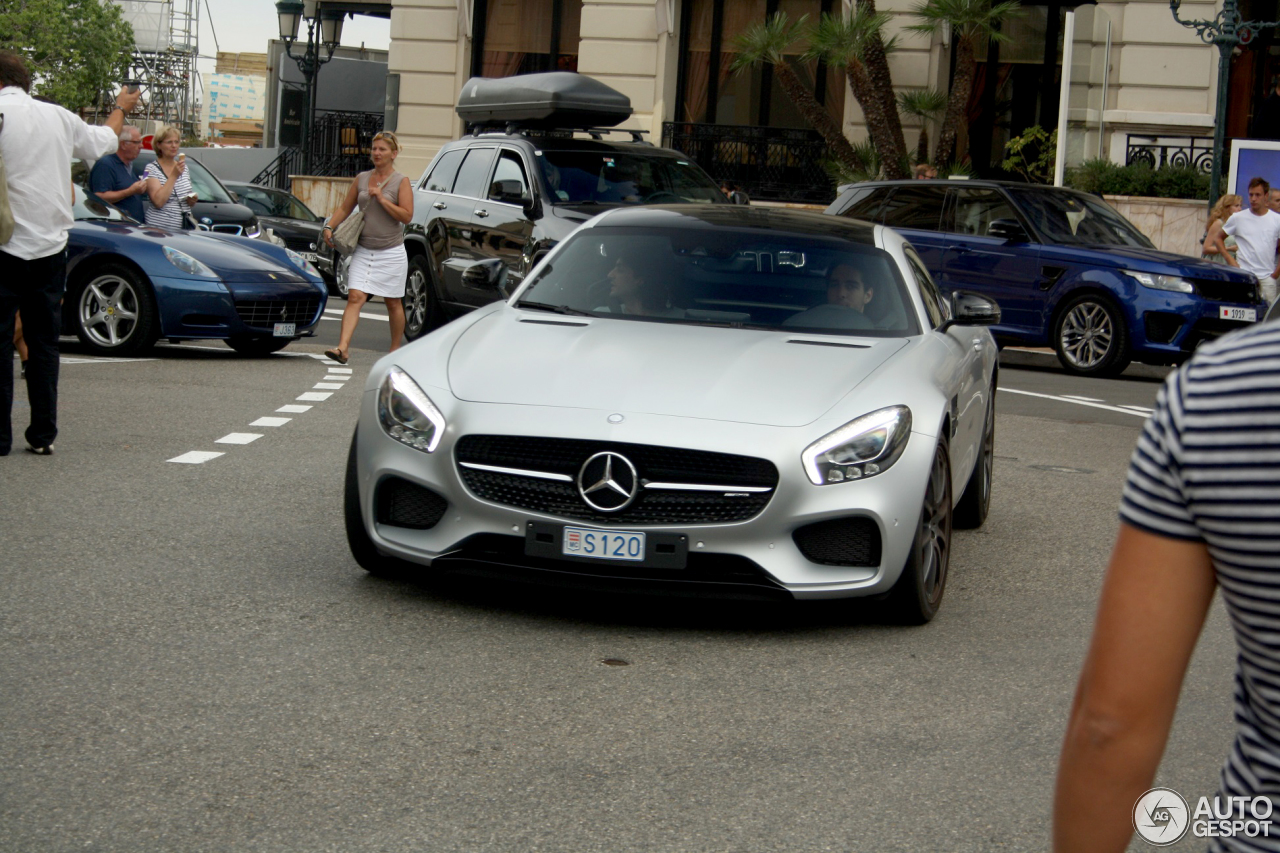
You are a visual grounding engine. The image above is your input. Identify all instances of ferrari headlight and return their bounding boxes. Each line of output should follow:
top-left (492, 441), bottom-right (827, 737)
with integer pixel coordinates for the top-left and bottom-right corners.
top-left (802, 406), bottom-right (912, 485)
top-left (162, 246), bottom-right (216, 278)
top-left (1125, 271), bottom-right (1193, 294)
top-left (378, 366), bottom-right (445, 453)
top-left (285, 247), bottom-right (319, 277)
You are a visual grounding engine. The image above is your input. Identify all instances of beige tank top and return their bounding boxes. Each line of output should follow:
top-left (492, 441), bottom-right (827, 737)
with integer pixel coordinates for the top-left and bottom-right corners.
top-left (356, 170), bottom-right (406, 250)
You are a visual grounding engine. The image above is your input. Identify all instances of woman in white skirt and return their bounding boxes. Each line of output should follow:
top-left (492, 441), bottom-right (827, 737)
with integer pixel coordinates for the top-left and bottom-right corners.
top-left (322, 131), bottom-right (414, 364)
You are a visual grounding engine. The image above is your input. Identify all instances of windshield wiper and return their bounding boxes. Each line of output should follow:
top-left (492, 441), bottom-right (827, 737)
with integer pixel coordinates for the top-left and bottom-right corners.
top-left (515, 301), bottom-right (595, 317)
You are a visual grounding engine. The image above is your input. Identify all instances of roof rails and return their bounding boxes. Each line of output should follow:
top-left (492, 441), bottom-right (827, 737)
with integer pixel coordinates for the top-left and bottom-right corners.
top-left (467, 123), bottom-right (651, 144)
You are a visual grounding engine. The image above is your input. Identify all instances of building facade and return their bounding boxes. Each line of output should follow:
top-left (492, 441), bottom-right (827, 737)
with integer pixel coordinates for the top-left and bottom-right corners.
top-left (381, 0), bottom-right (1247, 200)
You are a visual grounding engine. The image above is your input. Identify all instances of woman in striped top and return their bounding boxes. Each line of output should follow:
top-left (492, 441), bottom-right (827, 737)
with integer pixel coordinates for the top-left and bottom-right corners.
top-left (1055, 320), bottom-right (1280, 851)
top-left (142, 125), bottom-right (195, 230)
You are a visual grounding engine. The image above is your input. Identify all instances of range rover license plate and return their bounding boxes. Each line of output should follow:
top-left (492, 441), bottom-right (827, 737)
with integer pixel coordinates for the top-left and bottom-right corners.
top-left (1221, 306), bottom-right (1257, 322)
top-left (273, 322), bottom-right (296, 337)
top-left (562, 526), bottom-right (645, 561)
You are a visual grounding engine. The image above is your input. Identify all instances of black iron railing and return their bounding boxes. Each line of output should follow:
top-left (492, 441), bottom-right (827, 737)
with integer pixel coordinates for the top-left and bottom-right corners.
top-left (661, 122), bottom-right (835, 204)
top-left (1125, 135), bottom-right (1217, 173)
top-left (252, 110), bottom-right (383, 189)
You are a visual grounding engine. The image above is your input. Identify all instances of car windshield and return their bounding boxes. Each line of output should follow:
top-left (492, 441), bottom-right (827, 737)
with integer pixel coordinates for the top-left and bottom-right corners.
top-left (234, 185), bottom-right (320, 221)
top-left (517, 226), bottom-right (919, 337)
top-left (1008, 187), bottom-right (1155, 248)
top-left (72, 183), bottom-right (131, 222)
top-left (538, 151), bottom-right (725, 205)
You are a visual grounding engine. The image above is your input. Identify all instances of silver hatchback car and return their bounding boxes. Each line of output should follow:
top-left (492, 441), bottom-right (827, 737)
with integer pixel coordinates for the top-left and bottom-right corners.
top-left (344, 206), bottom-right (1000, 622)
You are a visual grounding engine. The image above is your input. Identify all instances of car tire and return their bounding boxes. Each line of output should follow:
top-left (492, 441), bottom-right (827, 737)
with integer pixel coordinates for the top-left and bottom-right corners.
top-left (344, 430), bottom-right (416, 579)
top-left (72, 264), bottom-right (160, 357)
top-left (227, 336), bottom-right (292, 356)
top-left (1052, 293), bottom-right (1131, 377)
top-left (953, 386), bottom-right (995, 530)
top-left (332, 252), bottom-right (351, 300)
top-left (886, 438), bottom-right (953, 624)
top-left (403, 254), bottom-right (441, 341)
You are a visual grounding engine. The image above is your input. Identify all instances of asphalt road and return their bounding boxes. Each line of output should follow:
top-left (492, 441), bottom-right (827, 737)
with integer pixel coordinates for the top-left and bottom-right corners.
top-left (0, 336), bottom-right (1231, 853)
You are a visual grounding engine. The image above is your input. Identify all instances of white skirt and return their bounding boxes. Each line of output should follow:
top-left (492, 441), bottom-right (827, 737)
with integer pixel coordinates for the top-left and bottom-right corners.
top-left (348, 244), bottom-right (407, 298)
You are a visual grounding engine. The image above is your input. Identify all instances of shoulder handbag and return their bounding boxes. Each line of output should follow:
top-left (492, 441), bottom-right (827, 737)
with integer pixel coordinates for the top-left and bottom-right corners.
top-left (332, 208), bottom-right (364, 255)
top-left (331, 171), bottom-right (368, 255)
top-left (0, 114), bottom-right (14, 245)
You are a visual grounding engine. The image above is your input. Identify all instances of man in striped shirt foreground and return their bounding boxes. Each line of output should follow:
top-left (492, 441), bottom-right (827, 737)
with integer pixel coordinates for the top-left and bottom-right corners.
top-left (1055, 319), bottom-right (1280, 851)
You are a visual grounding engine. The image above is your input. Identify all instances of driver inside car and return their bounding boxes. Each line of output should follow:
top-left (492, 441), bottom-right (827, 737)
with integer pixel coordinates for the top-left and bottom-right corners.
top-left (783, 262), bottom-right (877, 330)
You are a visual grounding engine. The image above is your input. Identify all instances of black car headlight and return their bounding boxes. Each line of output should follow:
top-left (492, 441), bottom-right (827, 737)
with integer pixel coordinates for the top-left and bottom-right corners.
top-left (802, 406), bottom-right (912, 485)
top-left (378, 366), bottom-right (446, 453)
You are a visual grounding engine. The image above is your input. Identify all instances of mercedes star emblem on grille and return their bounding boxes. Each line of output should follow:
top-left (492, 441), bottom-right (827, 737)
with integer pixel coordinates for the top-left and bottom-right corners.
top-left (577, 451), bottom-right (639, 512)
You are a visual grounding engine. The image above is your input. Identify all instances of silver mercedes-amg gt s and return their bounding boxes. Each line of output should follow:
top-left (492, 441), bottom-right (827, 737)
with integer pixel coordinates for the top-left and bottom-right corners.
top-left (345, 206), bottom-right (1000, 622)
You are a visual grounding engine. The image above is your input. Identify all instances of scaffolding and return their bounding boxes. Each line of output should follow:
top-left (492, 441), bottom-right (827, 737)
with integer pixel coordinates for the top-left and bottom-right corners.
top-left (113, 0), bottom-right (200, 136)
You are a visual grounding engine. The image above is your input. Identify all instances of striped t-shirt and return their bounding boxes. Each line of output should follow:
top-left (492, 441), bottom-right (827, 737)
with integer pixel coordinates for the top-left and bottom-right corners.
top-left (142, 161), bottom-right (193, 230)
top-left (1121, 321), bottom-right (1280, 852)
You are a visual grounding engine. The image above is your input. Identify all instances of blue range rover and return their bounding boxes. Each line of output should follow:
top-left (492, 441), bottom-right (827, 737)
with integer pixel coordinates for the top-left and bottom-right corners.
top-left (825, 180), bottom-right (1264, 376)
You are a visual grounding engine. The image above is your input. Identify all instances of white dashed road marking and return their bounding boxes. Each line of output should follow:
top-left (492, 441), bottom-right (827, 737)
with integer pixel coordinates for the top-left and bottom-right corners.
top-left (1000, 387), bottom-right (1150, 418)
top-left (168, 451), bottom-right (225, 464)
top-left (216, 433), bottom-right (263, 445)
top-left (1061, 395), bottom-right (1105, 402)
top-left (322, 308), bottom-right (389, 322)
top-left (169, 358), bottom-right (349, 463)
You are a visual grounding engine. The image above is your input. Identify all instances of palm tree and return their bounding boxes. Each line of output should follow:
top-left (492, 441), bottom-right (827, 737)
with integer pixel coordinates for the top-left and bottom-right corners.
top-left (731, 12), bottom-right (863, 172)
top-left (898, 88), bottom-right (948, 164)
top-left (806, 8), bottom-right (909, 179)
top-left (908, 0), bottom-right (1021, 169)
top-left (850, 0), bottom-right (909, 179)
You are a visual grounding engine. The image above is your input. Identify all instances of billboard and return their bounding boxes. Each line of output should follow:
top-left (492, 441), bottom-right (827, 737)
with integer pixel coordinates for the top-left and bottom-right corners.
top-left (114, 0), bottom-right (172, 53)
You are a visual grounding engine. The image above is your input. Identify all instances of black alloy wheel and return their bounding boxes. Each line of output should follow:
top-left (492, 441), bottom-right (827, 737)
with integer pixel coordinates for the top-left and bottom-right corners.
top-left (73, 264), bottom-right (160, 356)
top-left (403, 255), bottom-right (440, 341)
top-left (1052, 293), bottom-right (1132, 377)
top-left (332, 252), bottom-right (351, 299)
top-left (954, 386), bottom-right (995, 529)
top-left (887, 439), bottom-right (953, 624)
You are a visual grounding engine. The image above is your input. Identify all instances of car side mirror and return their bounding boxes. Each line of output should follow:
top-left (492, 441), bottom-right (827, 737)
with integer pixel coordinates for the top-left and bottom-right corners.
top-left (490, 179), bottom-right (526, 205)
top-left (461, 258), bottom-right (507, 292)
top-left (942, 291), bottom-right (1001, 329)
top-left (987, 218), bottom-right (1027, 242)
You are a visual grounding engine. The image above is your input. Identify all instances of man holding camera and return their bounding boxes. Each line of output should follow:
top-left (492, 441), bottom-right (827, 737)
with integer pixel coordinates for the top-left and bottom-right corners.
top-left (0, 50), bottom-right (140, 456)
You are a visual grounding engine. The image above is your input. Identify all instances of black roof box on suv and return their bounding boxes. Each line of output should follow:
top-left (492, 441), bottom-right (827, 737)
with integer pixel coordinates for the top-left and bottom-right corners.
top-left (456, 72), bottom-right (632, 129)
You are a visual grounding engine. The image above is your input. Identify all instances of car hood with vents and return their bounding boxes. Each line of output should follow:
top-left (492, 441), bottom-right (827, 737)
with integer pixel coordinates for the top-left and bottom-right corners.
top-left (444, 307), bottom-right (907, 427)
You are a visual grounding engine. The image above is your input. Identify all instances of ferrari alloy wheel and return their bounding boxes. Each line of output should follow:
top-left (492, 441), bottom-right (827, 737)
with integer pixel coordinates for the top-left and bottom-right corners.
top-left (75, 265), bottom-right (159, 356)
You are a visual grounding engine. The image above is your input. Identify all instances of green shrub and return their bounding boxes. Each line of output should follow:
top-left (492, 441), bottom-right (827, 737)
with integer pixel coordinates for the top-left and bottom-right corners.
top-left (1065, 158), bottom-right (1209, 201)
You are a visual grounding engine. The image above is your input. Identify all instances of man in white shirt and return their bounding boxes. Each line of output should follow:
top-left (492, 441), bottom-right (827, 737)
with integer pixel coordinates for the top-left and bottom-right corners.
top-left (0, 50), bottom-right (140, 456)
top-left (1213, 176), bottom-right (1280, 307)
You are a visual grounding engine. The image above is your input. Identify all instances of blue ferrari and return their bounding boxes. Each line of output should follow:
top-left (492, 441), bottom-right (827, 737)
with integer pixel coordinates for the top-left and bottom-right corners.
top-left (64, 184), bottom-right (328, 356)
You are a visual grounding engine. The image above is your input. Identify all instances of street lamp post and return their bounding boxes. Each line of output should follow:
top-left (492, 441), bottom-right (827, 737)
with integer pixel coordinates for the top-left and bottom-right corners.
top-left (1169, 0), bottom-right (1280, 204)
top-left (276, 0), bottom-right (345, 174)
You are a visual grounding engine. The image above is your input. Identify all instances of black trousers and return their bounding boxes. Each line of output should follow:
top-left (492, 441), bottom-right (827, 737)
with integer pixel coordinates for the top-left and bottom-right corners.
top-left (0, 248), bottom-right (66, 454)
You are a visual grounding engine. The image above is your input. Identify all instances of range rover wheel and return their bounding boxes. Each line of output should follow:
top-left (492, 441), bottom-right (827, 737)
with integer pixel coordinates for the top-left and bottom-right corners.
top-left (1052, 293), bottom-right (1131, 377)
top-left (74, 265), bottom-right (159, 356)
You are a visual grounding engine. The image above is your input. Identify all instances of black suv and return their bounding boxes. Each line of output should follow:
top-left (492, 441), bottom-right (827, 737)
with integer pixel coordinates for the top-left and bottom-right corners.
top-left (130, 151), bottom-right (263, 238)
top-left (398, 73), bottom-right (727, 339)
